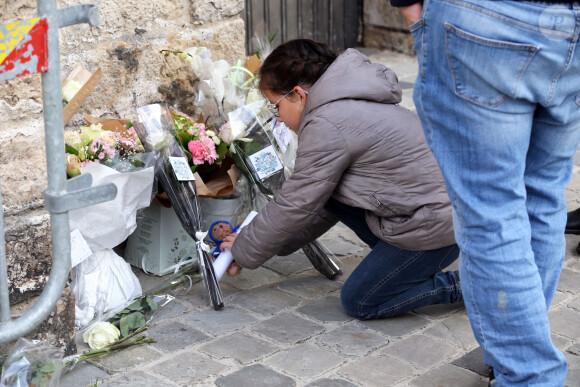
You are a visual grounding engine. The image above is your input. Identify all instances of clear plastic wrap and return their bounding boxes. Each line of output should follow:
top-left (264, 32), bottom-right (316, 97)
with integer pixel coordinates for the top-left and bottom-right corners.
top-left (228, 102), bottom-right (343, 280)
top-left (0, 339), bottom-right (63, 387)
top-left (134, 103), bottom-right (224, 309)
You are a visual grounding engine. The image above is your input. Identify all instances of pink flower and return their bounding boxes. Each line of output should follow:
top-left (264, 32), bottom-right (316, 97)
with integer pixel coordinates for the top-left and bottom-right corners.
top-left (188, 136), bottom-right (218, 165)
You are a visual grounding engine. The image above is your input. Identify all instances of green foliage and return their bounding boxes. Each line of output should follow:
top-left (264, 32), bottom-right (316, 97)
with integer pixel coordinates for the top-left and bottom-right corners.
top-left (119, 312), bottom-right (146, 337)
top-left (65, 143), bottom-right (79, 156)
top-left (108, 296), bottom-right (158, 337)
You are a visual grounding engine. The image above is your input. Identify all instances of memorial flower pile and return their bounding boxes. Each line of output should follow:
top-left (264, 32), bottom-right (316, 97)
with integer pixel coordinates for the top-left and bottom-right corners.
top-left (64, 123), bottom-right (146, 177)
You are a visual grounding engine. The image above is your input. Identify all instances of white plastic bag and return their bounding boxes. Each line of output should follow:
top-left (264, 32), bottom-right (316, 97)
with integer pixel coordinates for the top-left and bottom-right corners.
top-left (72, 249), bottom-right (142, 328)
top-left (69, 163), bottom-right (154, 250)
top-left (69, 163), bottom-right (153, 328)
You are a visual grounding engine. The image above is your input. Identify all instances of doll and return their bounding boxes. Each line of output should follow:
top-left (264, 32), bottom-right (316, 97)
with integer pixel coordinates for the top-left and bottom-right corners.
top-left (208, 220), bottom-right (239, 258)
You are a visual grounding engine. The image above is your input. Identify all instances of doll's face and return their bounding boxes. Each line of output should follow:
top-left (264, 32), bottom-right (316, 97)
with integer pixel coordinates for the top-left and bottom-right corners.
top-left (212, 222), bottom-right (233, 241)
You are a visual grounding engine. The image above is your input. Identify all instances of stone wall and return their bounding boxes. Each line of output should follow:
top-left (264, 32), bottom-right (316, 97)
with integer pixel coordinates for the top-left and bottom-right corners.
top-left (363, 0), bottom-right (415, 55)
top-left (0, 0), bottom-right (245, 355)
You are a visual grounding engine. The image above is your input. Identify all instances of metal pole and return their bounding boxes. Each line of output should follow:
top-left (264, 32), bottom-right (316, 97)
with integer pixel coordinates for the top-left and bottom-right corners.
top-left (0, 0), bottom-right (70, 342)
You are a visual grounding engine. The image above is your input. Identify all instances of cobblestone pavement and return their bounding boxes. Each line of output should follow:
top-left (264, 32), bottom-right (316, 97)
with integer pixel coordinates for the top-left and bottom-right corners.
top-left (62, 50), bottom-right (580, 387)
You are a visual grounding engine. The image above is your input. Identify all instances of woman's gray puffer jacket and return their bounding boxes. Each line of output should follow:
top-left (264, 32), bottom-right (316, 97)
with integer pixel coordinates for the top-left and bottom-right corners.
top-left (232, 49), bottom-right (455, 269)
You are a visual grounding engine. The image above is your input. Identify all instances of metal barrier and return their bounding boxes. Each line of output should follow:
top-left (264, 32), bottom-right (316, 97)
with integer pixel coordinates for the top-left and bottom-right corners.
top-left (0, 0), bottom-right (117, 344)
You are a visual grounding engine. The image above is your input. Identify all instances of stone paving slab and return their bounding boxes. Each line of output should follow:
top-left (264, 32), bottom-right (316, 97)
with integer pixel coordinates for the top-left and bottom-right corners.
top-left (263, 344), bottom-right (345, 380)
top-left (251, 313), bottom-right (325, 345)
top-left (63, 49), bottom-right (580, 386)
top-left (153, 351), bottom-right (227, 385)
top-left (297, 295), bottom-right (353, 323)
top-left (315, 324), bottom-right (388, 357)
top-left (337, 355), bottom-right (417, 386)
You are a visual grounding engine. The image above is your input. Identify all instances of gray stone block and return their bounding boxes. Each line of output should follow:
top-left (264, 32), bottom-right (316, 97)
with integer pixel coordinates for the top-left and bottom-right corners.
top-left (306, 378), bottom-right (358, 387)
top-left (277, 276), bottom-right (342, 299)
top-left (552, 333), bottom-right (570, 350)
top-left (297, 295), bottom-right (353, 323)
top-left (451, 346), bottom-right (489, 377)
top-left (380, 335), bottom-right (458, 369)
top-left (178, 281), bottom-right (237, 308)
top-left (568, 343), bottom-right (580, 356)
top-left (423, 313), bottom-right (478, 350)
top-left (89, 345), bottom-right (161, 373)
top-left (221, 266), bottom-right (282, 290)
top-left (361, 313), bottom-right (430, 338)
top-left (185, 307), bottom-right (257, 335)
top-left (564, 352), bottom-right (580, 387)
top-left (251, 312), bottom-right (325, 345)
top-left (216, 364), bottom-right (296, 387)
top-left (315, 324), bottom-right (388, 356)
top-left (60, 363), bottom-right (110, 387)
top-left (148, 321), bottom-right (210, 352)
top-left (230, 287), bottom-right (302, 316)
top-left (414, 302), bottom-right (465, 319)
top-left (200, 332), bottom-right (278, 364)
top-left (552, 290), bottom-right (573, 307)
top-left (149, 299), bottom-right (189, 326)
top-left (264, 344), bottom-right (344, 380)
top-left (558, 269), bottom-right (580, 294)
top-left (100, 371), bottom-right (175, 387)
top-left (409, 364), bottom-right (487, 387)
top-left (549, 307), bottom-right (580, 340)
top-left (154, 351), bottom-right (227, 385)
top-left (263, 251), bottom-right (315, 276)
top-left (338, 355), bottom-right (416, 386)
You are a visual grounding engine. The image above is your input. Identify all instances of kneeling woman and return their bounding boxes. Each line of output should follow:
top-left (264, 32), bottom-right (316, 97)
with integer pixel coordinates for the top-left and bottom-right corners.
top-left (221, 39), bottom-right (462, 320)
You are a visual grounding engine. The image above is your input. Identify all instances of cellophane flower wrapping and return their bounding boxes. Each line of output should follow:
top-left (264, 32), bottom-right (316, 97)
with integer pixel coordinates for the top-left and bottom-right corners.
top-left (228, 101), bottom-right (342, 280)
top-left (135, 103), bottom-right (223, 308)
top-left (69, 154), bottom-right (156, 328)
top-left (0, 339), bottom-right (63, 387)
top-left (227, 100), bottom-right (287, 202)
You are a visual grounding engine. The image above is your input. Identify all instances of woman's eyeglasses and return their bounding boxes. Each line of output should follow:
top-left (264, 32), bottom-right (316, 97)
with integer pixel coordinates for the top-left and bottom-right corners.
top-left (267, 90), bottom-right (294, 117)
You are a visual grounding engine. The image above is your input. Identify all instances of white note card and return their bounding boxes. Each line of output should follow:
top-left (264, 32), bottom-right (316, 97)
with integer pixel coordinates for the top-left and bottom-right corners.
top-left (70, 228), bottom-right (93, 268)
top-left (169, 156), bottom-right (195, 181)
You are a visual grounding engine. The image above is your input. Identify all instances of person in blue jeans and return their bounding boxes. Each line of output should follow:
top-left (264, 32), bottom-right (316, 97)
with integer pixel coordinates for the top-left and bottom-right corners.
top-left (221, 39), bottom-right (463, 320)
top-left (393, 0), bottom-right (580, 385)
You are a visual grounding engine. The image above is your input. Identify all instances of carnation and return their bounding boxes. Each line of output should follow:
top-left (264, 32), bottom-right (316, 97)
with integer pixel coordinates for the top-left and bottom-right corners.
top-left (188, 135), bottom-right (219, 165)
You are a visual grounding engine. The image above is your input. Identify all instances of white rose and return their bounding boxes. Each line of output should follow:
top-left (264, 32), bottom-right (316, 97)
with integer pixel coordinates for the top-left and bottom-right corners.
top-left (62, 80), bottom-right (83, 103)
top-left (82, 321), bottom-right (120, 349)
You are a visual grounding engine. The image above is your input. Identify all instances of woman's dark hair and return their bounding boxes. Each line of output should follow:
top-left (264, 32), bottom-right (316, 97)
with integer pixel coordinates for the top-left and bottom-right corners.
top-left (258, 39), bottom-right (337, 94)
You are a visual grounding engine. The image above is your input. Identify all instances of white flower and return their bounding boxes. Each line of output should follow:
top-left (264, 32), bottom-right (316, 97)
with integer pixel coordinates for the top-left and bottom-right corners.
top-left (62, 80), bottom-right (83, 103)
top-left (82, 322), bottom-right (120, 349)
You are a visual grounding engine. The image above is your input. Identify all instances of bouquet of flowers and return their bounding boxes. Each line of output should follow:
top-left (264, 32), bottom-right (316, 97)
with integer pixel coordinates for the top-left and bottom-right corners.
top-left (135, 103), bottom-right (224, 310)
top-left (170, 110), bottom-right (228, 175)
top-left (64, 122), bottom-right (147, 178)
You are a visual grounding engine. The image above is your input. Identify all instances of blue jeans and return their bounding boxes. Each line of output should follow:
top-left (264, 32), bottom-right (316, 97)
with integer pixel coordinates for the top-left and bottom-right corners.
top-left (411, 0), bottom-right (580, 385)
top-left (324, 198), bottom-right (462, 320)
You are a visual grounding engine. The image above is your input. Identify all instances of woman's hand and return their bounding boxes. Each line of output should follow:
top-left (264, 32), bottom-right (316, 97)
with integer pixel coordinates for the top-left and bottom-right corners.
top-left (220, 232), bottom-right (238, 252)
top-left (400, 3), bottom-right (423, 26)
top-left (220, 233), bottom-right (242, 276)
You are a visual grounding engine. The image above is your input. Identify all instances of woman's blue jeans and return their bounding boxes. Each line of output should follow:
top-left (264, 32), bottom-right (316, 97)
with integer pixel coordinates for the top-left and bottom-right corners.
top-left (411, 0), bottom-right (580, 385)
top-left (324, 198), bottom-right (462, 320)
